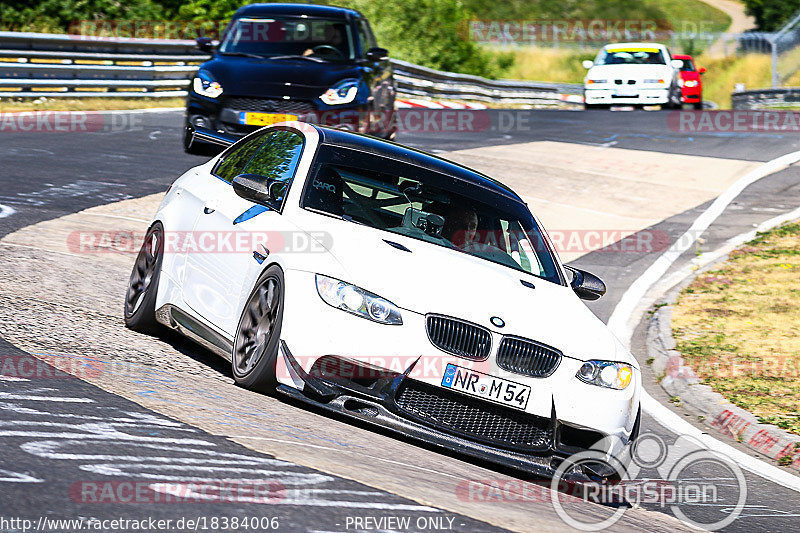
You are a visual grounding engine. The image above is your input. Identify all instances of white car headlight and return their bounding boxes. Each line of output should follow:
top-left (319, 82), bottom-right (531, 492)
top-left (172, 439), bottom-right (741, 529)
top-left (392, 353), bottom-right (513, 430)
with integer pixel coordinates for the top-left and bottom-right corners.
top-left (316, 274), bottom-right (402, 325)
top-left (586, 79), bottom-right (607, 84)
top-left (192, 72), bottom-right (223, 98)
top-left (320, 80), bottom-right (359, 105)
top-left (643, 79), bottom-right (666, 85)
top-left (684, 80), bottom-right (699, 88)
top-left (576, 360), bottom-right (633, 390)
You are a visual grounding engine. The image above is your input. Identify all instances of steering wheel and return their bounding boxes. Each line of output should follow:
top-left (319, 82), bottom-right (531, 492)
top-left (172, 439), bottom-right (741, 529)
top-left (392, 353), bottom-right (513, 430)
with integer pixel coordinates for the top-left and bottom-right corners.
top-left (312, 45), bottom-right (344, 59)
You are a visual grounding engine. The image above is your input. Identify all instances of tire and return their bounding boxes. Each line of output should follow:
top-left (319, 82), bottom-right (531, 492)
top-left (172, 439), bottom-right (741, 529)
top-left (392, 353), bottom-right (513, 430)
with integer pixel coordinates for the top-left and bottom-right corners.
top-left (232, 265), bottom-right (285, 391)
top-left (583, 103), bottom-right (608, 110)
top-left (124, 222), bottom-right (165, 333)
top-left (693, 101), bottom-right (703, 110)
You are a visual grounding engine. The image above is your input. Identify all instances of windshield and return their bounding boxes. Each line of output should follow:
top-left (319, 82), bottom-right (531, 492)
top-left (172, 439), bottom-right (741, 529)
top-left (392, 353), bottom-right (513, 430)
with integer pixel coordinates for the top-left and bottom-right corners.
top-left (220, 17), bottom-right (355, 61)
top-left (302, 146), bottom-right (563, 285)
top-left (678, 59), bottom-right (696, 72)
top-left (595, 48), bottom-right (666, 65)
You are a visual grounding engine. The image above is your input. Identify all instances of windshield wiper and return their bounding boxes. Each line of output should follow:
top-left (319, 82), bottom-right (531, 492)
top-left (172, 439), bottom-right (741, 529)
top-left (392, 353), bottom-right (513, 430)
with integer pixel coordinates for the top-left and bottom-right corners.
top-left (269, 54), bottom-right (326, 63)
top-left (220, 52), bottom-right (266, 59)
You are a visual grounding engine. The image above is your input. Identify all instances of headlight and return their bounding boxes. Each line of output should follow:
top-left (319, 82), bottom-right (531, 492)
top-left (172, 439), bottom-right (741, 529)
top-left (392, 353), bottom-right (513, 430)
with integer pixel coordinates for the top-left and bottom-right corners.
top-left (576, 360), bottom-right (633, 390)
top-left (643, 79), bottom-right (666, 85)
top-left (315, 274), bottom-right (402, 325)
top-left (320, 79), bottom-right (359, 105)
top-left (192, 72), bottom-right (223, 98)
top-left (684, 80), bottom-right (699, 88)
top-left (586, 79), bottom-right (607, 84)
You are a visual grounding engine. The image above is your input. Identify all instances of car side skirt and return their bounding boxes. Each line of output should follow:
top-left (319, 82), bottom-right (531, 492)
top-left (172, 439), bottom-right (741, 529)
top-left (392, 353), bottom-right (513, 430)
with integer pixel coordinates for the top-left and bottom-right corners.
top-left (155, 304), bottom-right (233, 361)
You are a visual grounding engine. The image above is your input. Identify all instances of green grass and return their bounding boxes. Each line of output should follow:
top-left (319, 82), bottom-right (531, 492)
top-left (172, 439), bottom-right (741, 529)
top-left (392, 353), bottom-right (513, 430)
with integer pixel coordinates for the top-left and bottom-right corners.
top-left (672, 221), bottom-right (800, 436)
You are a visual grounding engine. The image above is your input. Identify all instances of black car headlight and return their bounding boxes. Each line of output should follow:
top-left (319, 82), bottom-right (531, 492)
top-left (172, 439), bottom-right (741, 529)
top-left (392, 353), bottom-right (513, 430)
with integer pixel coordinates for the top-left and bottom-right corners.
top-left (316, 274), bottom-right (402, 325)
top-left (320, 79), bottom-right (360, 105)
top-left (192, 71), bottom-right (223, 98)
top-left (576, 360), bottom-right (633, 390)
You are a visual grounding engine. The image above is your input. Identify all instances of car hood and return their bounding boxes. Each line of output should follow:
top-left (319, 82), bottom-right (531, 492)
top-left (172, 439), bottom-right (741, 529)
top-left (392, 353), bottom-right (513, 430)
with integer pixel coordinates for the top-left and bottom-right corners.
top-left (679, 71), bottom-right (701, 82)
top-left (294, 216), bottom-right (634, 366)
top-left (201, 56), bottom-right (362, 99)
top-left (587, 64), bottom-right (673, 80)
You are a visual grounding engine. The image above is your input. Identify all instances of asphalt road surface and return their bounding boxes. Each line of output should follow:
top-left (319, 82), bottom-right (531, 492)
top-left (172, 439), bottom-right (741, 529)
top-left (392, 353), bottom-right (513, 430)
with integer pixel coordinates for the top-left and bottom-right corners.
top-left (1, 107), bottom-right (799, 532)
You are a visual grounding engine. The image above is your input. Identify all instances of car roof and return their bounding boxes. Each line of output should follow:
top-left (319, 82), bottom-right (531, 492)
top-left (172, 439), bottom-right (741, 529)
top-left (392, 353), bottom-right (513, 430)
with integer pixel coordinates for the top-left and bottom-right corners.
top-left (603, 42), bottom-right (668, 50)
top-left (233, 3), bottom-right (360, 19)
top-left (312, 126), bottom-right (523, 202)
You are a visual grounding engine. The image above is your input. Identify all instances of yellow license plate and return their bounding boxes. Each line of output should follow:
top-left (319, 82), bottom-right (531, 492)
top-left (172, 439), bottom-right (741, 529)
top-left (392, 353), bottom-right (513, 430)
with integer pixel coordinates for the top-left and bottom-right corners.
top-left (238, 112), bottom-right (298, 126)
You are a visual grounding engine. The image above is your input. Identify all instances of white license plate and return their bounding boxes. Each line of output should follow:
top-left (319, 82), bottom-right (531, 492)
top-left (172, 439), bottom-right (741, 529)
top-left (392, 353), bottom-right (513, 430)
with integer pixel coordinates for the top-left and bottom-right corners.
top-left (614, 88), bottom-right (638, 97)
top-left (441, 363), bottom-right (530, 411)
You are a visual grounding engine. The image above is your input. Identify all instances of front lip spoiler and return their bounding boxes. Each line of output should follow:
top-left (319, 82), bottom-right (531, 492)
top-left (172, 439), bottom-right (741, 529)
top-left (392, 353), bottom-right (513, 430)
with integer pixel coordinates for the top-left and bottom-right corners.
top-left (276, 341), bottom-right (599, 482)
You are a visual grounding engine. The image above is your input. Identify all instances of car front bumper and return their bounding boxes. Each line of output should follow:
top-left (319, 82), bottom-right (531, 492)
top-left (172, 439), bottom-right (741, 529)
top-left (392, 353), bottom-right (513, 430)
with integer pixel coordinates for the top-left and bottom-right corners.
top-left (187, 93), bottom-right (380, 137)
top-left (277, 269), bottom-right (640, 470)
top-left (584, 87), bottom-right (669, 105)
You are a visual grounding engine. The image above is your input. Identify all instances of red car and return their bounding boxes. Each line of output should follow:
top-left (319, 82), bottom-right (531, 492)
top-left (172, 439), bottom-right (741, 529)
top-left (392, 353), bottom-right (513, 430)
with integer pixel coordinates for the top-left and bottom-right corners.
top-left (673, 54), bottom-right (706, 109)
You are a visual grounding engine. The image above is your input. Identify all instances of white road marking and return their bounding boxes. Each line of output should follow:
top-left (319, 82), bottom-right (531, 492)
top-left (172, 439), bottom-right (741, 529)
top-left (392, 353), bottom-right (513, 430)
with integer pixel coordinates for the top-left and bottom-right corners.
top-left (608, 149), bottom-right (800, 345)
top-left (606, 149), bottom-right (800, 494)
top-left (0, 375), bottom-right (28, 382)
top-left (0, 203), bottom-right (16, 218)
top-left (0, 391), bottom-right (94, 403)
top-left (0, 469), bottom-right (43, 483)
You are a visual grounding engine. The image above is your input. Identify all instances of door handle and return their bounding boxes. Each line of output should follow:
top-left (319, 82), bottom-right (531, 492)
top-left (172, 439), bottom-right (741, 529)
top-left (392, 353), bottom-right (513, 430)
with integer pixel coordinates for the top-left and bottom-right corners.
top-left (203, 207), bottom-right (215, 214)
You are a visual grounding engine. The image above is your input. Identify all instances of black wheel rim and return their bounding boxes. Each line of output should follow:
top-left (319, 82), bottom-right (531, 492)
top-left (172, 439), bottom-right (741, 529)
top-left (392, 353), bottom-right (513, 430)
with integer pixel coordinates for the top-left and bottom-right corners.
top-left (234, 276), bottom-right (281, 376)
top-left (125, 226), bottom-right (161, 317)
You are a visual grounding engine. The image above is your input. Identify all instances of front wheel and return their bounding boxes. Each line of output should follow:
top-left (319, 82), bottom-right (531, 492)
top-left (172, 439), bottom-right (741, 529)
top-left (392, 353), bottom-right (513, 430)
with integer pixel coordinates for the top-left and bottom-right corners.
top-left (124, 222), bottom-right (164, 333)
top-left (693, 101), bottom-right (703, 110)
top-left (232, 266), bottom-right (285, 391)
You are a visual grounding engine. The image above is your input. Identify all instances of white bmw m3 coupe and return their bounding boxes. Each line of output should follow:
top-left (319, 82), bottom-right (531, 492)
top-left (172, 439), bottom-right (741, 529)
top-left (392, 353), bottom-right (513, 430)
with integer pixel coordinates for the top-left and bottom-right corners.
top-left (125, 123), bottom-right (641, 480)
top-left (583, 42), bottom-right (683, 109)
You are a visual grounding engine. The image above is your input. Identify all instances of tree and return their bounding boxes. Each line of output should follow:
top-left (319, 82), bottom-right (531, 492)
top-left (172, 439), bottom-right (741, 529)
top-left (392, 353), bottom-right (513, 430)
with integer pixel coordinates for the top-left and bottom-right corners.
top-left (744, 0), bottom-right (800, 31)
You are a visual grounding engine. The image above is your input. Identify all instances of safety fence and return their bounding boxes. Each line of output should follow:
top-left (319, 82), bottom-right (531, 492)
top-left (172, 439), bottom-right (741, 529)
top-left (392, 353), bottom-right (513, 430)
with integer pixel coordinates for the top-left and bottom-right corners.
top-left (0, 31), bottom-right (582, 105)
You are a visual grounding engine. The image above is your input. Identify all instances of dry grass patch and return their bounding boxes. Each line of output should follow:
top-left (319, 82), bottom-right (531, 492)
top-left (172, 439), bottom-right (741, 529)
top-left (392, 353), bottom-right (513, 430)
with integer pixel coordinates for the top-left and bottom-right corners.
top-left (672, 221), bottom-right (800, 435)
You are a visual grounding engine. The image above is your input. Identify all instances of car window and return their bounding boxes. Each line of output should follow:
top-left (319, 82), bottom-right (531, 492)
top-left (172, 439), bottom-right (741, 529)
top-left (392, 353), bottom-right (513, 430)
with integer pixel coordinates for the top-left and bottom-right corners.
top-left (302, 146), bottom-right (563, 285)
top-left (357, 20), bottom-right (377, 54)
top-left (213, 133), bottom-right (269, 183)
top-left (241, 130), bottom-right (304, 209)
top-left (596, 48), bottom-right (666, 65)
top-left (679, 60), bottom-right (696, 72)
top-left (220, 17), bottom-right (356, 61)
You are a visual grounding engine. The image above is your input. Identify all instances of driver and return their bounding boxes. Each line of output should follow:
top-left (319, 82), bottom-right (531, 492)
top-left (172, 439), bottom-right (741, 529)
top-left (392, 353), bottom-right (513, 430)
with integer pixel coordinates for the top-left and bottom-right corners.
top-left (443, 205), bottom-right (479, 249)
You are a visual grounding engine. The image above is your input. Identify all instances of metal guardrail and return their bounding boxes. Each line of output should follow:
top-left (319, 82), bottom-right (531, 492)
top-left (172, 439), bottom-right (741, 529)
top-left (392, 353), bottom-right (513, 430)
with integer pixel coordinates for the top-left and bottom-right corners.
top-left (0, 31), bottom-right (582, 104)
top-left (731, 87), bottom-right (800, 109)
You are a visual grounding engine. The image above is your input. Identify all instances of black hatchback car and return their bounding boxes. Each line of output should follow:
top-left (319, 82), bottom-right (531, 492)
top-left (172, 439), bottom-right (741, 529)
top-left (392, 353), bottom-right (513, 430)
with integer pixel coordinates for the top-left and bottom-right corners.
top-left (185, 3), bottom-right (396, 152)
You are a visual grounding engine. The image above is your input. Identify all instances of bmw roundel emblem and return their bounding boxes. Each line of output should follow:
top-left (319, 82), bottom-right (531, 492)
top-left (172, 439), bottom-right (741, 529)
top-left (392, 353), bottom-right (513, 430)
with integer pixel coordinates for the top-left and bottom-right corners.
top-left (490, 316), bottom-right (505, 328)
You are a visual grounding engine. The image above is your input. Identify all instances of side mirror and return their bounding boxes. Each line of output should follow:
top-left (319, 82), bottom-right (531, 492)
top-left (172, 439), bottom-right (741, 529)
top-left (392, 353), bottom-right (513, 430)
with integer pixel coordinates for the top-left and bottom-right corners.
top-left (232, 174), bottom-right (286, 210)
top-left (566, 266), bottom-right (606, 301)
top-left (698, 66), bottom-right (707, 74)
top-left (366, 47), bottom-right (389, 61)
top-left (582, 60), bottom-right (594, 69)
top-left (670, 59), bottom-right (684, 69)
top-left (196, 37), bottom-right (216, 53)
